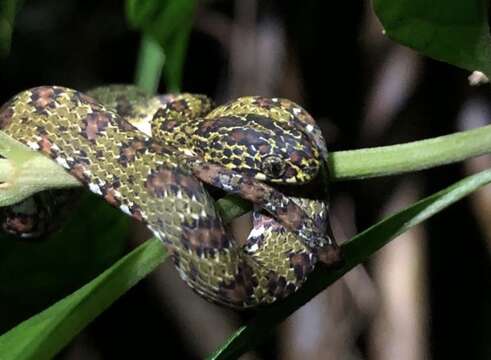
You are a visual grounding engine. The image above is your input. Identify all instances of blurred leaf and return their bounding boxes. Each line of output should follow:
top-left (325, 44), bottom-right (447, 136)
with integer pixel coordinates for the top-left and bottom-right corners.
top-left (125, 0), bottom-right (161, 28)
top-left (0, 0), bottom-right (24, 57)
top-left (208, 168), bottom-right (491, 359)
top-left (0, 237), bottom-right (166, 360)
top-left (126, 0), bottom-right (197, 91)
top-left (373, 0), bottom-right (491, 76)
top-left (0, 193), bottom-right (129, 333)
top-left (126, 0), bottom-right (195, 44)
top-left (162, 18), bottom-right (192, 92)
top-left (135, 34), bottom-right (166, 94)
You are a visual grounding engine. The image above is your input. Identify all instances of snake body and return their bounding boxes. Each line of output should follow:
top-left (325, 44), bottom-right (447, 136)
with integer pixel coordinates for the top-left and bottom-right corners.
top-left (89, 86), bottom-right (338, 298)
top-left (0, 86), bottom-right (338, 308)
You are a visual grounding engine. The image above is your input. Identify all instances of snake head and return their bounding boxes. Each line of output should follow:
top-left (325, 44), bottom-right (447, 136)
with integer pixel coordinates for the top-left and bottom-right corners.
top-left (196, 113), bottom-right (323, 185)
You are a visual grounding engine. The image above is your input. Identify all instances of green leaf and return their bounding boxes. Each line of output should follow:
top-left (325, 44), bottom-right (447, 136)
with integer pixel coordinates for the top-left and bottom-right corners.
top-left (162, 18), bottom-right (192, 92)
top-left (126, 0), bottom-right (197, 91)
top-left (0, 0), bottom-right (24, 57)
top-left (0, 237), bottom-right (166, 360)
top-left (134, 34), bottom-right (166, 94)
top-left (125, 0), bottom-right (161, 29)
top-left (216, 195), bottom-right (252, 225)
top-left (208, 168), bottom-right (491, 359)
top-left (373, 0), bottom-right (491, 76)
top-left (0, 193), bottom-right (130, 332)
top-left (127, 0), bottom-right (196, 44)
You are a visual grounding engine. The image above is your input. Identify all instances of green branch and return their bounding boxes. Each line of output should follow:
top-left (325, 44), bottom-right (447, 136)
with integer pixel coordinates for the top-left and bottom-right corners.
top-left (330, 124), bottom-right (491, 181)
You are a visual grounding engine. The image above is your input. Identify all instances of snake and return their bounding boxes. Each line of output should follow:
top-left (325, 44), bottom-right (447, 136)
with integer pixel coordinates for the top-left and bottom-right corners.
top-left (0, 86), bottom-right (339, 308)
top-left (88, 85), bottom-right (339, 284)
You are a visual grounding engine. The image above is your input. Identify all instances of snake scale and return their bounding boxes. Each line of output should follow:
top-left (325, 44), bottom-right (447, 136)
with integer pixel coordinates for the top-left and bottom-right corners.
top-left (0, 86), bottom-right (339, 308)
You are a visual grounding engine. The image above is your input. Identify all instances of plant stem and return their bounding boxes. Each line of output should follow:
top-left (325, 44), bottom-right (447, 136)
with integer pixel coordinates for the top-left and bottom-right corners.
top-left (329, 124), bottom-right (491, 181)
top-left (134, 34), bottom-right (165, 94)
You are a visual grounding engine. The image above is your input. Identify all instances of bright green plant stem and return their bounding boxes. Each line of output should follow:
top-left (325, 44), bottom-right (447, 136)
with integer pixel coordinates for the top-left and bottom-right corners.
top-left (134, 34), bottom-right (165, 94)
top-left (329, 124), bottom-right (491, 180)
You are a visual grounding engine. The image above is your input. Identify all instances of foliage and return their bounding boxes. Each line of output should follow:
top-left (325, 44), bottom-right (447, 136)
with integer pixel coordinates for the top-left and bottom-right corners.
top-left (373, 0), bottom-right (491, 77)
top-left (0, 0), bottom-right (23, 57)
top-left (126, 0), bottom-right (197, 92)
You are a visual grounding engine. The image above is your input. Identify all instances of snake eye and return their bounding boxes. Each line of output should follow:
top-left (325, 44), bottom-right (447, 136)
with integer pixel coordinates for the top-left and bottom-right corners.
top-left (262, 155), bottom-right (286, 178)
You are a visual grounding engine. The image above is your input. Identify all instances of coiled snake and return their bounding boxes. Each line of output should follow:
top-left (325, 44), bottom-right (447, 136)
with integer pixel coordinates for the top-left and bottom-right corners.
top-left (0, 86), bottom-right (339, 308)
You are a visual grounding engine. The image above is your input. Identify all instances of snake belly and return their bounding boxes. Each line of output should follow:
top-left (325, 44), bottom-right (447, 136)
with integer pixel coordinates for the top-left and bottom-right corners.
top-left (0, 86), bottom-right (334, 308)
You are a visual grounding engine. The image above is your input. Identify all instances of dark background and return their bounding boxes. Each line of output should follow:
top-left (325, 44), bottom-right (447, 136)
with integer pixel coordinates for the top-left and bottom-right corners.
top-left (0, 0), bottom-right (490, 359)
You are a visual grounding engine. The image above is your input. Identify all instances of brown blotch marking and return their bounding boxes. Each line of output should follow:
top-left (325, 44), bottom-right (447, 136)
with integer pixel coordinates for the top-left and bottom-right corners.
top-left (289, 150), bottom-right (303, 164)
top-left (103, 187), bottom-right (120, 207)
top-left (181, 217), bottom-right (229, 255)
top-left (81, 112), bottom-right (111, 141)
top-left (119, 119), bottom-right (137, 132)
top-left (289, 252), bottom-right (314, 282)
top-left (191, 163), bottom-right (222, 188)
top-left (174, 172), bottom-right (203, 198)
top-left (229, 128), bottom-right (246, 143)
top-left (119, 138), bottom-right (146, 165)
top-left (160, 119), bottom-right (178, 132)
top-left (233, 128), bottom-right (263, 147)
top-left (279, 201), bottom-right (304, 229)
top-left (144, 167), bottom-right (175, 198)
top-left (278, 98), bottom-right (293, 109)
top-left (115, 97), bottom-right (132, 118)
top-left (169, 99), bottom-right (189, 112)
top-left (284, 167), bottom-right (298, 179)
top-left (37, 136), bottom-right (56, 157)
top-left (149, 142), bottom-right (164, 155)
top-left (219, 262), bottom-right (257, 305)
top-left (73, 91), bottom-right (100, 107)
top-left (197, 119), bottom-right (216, 134)
top-left (238, 177), bottom-right (267, 204)
top-left (253, 97), bottom-right (276, 109)
top-left (69, 162), bottom-right (90, 183)
top-left (29, 86), bottom-right (60, 112)
top-left (198, 117), bottom-right (243, 137)
top-left (266, 271), bottom-right (289, 298)
top-left (258, 143), bottom-right (271, 155)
